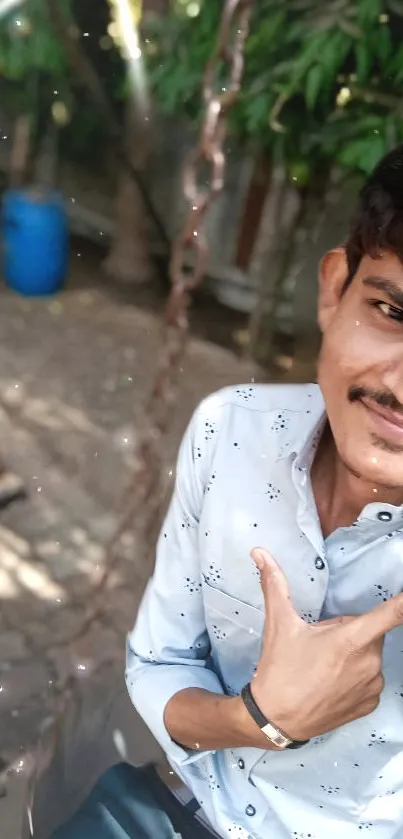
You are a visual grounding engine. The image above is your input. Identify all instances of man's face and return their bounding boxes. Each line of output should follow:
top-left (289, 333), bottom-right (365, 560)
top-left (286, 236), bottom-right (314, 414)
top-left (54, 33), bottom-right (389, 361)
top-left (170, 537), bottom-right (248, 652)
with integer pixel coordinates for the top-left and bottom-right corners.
top-left (317, 248), bottom-right (403, 488)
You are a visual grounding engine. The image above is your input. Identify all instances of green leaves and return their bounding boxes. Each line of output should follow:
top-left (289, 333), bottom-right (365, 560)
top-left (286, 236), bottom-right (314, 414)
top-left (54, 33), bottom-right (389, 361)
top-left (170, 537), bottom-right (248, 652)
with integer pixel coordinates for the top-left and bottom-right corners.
top-left (0, 0), bottom-right (122, 170)
top-left (0, 0), bottom-right (70, 80)
top-left (2, 0), bottom-right (399, 182)
top-left (305, 65), bottom-right (323, 111)
top-left (355, 40), bottom-right (372, 82)
top-left (123, 0), bottom-right (400, 186)
top-left (337, 134), bottom-right (387, 173)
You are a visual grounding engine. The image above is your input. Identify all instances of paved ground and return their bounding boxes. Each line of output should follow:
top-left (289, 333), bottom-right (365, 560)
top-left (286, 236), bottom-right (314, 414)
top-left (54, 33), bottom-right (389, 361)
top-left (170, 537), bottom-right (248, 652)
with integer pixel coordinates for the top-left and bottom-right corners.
top-left (0, 261), bottom-right (315, 835)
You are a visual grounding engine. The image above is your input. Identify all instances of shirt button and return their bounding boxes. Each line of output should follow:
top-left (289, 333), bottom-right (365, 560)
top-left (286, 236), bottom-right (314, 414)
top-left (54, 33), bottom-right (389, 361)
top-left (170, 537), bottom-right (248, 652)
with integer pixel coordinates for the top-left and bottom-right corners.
top-left (245, 805), bottom-right (256, 817)
top-left (238, 758), bottom-right (245, 770)
top-left (377, 511), bottom-right (392, 522)
top-left (315, 557), bottom-right (325, 570)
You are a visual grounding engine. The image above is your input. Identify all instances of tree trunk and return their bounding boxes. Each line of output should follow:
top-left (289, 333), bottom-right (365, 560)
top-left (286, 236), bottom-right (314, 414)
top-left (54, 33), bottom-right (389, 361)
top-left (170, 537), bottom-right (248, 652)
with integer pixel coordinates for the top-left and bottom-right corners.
top-left (289, 166), bottom-right (347, 361)
top-left (9, 114), bottom-right (31, 188)
top-left (259, 165), bottom-right (346, 369)
top-left (34, 122), bottom-right (59, 189)
top-left (45, 0), bottom-right (160, 285)
top-left (143, 0), bottom-right (170, 12)
top-left (103, 98), bottom-right (155, 286)
top-left (245, 161), bottom-right (302, 363)
top-left (102, 0), bottom-right (169, 286)
top-left (259, 189), bottom-right (309, 367)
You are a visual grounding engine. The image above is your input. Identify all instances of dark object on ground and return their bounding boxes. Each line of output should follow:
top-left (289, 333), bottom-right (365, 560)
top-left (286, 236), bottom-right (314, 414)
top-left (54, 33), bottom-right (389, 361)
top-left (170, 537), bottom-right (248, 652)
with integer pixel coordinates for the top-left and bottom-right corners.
top-left (0, 471), bottom-right (26, 510)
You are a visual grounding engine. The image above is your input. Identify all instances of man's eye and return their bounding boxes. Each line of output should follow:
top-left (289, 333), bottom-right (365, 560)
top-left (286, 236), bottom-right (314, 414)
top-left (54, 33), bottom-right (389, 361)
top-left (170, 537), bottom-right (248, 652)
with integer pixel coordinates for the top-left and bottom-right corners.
top-left (377, 302), bottom-right (403, 321)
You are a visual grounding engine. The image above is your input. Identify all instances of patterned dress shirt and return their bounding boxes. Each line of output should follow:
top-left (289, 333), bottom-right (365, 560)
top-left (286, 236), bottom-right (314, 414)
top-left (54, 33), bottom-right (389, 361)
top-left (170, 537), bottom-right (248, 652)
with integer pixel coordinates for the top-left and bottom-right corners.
top-left (126, 383), bottom-right (403, 839)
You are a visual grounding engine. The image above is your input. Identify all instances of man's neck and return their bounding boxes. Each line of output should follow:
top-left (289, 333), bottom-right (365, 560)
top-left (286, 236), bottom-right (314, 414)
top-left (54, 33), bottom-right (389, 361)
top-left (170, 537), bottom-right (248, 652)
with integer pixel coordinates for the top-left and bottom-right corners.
top-left (311, 424), bottom-right (403, 537)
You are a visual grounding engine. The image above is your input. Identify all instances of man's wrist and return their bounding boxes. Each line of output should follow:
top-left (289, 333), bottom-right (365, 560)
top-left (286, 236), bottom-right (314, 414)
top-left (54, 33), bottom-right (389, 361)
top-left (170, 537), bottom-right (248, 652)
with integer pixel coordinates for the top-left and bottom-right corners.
top-left (250, 680), bottom-right (309, 748)
top-left (230, 695), bottom-right (281, 750)
top-left (243, 683), bottom-right (310, 750)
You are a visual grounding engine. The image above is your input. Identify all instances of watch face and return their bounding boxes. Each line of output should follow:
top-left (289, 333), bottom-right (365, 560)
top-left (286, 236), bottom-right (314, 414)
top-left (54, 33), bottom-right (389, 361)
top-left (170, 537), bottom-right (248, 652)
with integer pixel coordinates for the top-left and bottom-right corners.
top-left (261, 722), bottom-right (290, 749)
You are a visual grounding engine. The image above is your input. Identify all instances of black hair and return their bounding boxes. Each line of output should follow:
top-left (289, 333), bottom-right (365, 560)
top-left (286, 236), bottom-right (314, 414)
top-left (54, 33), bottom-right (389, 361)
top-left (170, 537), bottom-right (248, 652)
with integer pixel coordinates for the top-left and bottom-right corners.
top-left (345, 144), bottom-right (403, 286)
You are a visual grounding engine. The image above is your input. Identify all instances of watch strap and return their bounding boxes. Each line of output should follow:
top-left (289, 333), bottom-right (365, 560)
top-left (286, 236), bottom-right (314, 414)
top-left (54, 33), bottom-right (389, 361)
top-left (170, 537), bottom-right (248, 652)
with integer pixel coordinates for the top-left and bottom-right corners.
top-left (241, 683), bottom-right (309, 750)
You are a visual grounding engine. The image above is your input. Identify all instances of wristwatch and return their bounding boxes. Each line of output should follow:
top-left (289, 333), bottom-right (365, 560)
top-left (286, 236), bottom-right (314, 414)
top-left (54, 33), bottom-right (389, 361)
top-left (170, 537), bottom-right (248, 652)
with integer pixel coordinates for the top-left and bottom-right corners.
top-left (241, 683), bottom-right (309, 750)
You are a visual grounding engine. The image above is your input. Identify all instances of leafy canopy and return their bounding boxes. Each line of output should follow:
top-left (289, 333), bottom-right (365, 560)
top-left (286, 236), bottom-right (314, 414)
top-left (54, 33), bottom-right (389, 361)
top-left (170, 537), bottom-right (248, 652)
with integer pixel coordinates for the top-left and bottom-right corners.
top-left (1, 0), bottom-right (403, 177)
top-left (144, 0), bottom-right (403, 178)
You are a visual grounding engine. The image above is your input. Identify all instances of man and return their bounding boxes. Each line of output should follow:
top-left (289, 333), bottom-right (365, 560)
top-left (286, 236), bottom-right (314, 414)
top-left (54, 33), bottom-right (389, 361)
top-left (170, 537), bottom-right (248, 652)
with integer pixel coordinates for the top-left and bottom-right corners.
top-left (126, 145), bottom-right (403, 839)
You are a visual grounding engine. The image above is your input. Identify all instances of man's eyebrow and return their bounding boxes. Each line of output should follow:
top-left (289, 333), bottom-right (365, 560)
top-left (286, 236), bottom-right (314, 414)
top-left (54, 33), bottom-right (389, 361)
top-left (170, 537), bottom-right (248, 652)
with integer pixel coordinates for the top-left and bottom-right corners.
top-left (362, 276), bottom-right (403, 308)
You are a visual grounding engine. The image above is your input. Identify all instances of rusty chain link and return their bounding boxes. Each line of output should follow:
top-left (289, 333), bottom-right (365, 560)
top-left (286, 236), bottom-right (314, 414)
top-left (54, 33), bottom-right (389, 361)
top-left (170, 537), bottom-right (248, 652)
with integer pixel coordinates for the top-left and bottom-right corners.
top-left (11, 3), bottom-right (255, 820)
top-left (86, 0), bottom-right (255, 605)
top-left (27, 0), bottom-right (256, 661)
top-left (26, 0), bottom-right (255, 660)
top-left (172, 0), bottom-right (254, 294)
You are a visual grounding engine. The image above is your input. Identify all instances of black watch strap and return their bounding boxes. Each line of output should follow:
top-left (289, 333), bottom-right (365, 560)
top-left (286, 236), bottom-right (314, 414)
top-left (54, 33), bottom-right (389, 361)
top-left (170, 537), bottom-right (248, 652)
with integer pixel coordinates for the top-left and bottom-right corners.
top-left (241, 683), bottom-right (267, 728)
top-left (241, 683), bottom-right (309, 750)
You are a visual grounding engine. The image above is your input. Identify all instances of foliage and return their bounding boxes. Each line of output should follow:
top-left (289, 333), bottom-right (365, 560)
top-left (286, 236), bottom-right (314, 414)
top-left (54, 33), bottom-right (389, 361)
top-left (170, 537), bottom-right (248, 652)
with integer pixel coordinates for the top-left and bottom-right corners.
top-left (0, 0), bottom-right (69, 79)
top-left (144, 0), bottom-right (403, 179)
top-left (0, 0), bottom-right (71, 115)
top-left (0, 0), bottom-right (125, 170)
top-left (1, 0), bottom-right (403, 179)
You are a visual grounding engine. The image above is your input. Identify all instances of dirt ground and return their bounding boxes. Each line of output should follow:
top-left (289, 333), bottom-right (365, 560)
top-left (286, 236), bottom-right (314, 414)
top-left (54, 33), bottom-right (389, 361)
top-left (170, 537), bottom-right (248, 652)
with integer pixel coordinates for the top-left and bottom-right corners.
top-left (0, 245), bottom-right (316, 834)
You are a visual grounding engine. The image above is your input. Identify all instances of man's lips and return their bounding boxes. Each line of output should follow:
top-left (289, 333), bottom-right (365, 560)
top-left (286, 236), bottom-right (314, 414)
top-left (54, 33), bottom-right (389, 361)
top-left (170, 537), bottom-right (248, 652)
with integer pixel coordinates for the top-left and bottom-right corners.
top-left (360, 396), bottom-right (403, 439)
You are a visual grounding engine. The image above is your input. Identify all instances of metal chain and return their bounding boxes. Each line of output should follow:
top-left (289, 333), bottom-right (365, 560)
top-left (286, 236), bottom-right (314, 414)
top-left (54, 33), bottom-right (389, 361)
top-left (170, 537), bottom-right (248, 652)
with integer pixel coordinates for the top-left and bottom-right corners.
top-left (116, 0), bottom-right (255, 547)
top-left (76, 0), bottom-right (255, 632)
top-left (148, 0), bottom-right (254, 422)
top-left (16, 3), bottom-right (254, 821)
top-left (36, 0), bottom-right (255, 652)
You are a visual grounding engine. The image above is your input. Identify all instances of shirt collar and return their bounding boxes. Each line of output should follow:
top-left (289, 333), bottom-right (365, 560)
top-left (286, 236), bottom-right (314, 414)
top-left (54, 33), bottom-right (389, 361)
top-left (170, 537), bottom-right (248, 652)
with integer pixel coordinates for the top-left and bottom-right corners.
top-left (276, 384), bottom-right (326, 472)
top-left (278, 384), bottom-right (403, 527)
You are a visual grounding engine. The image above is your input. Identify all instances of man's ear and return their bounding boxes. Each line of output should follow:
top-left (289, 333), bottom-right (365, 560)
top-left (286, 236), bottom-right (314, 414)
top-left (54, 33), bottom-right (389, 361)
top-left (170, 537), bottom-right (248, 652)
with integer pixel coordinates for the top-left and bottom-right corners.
top-left (318, 247), bottom-right (349, 333)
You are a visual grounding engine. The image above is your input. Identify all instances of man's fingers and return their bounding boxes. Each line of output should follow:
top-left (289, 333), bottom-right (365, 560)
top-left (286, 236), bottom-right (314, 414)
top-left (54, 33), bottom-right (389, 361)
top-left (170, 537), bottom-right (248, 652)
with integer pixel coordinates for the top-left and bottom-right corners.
top-left (349, 593), bottom-right (403, 647)
top-left (251, 548), bottom-right (298, 623)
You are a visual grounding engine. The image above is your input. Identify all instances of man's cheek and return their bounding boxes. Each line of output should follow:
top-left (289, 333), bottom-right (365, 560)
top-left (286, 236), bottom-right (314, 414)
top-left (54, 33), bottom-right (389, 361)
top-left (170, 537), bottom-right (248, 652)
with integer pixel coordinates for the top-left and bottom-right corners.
top-left (327, 333), bottom-right (375, 379)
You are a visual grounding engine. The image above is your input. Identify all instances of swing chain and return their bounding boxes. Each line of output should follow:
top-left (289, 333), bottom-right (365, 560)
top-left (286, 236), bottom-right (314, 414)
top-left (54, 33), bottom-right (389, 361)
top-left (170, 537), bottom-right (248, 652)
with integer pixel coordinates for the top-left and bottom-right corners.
top-left (170, 0), bottom-right (254, 294)
top-left (11, 2), bottom-right (254, 818)
top-left (44, 0), bottom-right (255, 650)
top-left (135, 0), bottom-right (255, 522)
top-left (146, 0), bottom-right (254, 440)
top-left (104, 0), bottom-right (255, 568)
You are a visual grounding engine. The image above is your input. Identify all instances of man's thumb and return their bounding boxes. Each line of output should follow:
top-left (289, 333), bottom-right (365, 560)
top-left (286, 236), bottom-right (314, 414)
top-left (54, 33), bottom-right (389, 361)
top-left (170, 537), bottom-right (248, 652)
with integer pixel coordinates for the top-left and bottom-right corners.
top-left (251, 547), bottom-right (295, 618)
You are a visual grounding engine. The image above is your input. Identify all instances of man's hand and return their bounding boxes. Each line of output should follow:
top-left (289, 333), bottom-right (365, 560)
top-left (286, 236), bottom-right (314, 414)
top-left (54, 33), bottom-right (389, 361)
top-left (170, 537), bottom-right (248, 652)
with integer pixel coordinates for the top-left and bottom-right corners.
top-left (251, 547), bottom-right (403, 742)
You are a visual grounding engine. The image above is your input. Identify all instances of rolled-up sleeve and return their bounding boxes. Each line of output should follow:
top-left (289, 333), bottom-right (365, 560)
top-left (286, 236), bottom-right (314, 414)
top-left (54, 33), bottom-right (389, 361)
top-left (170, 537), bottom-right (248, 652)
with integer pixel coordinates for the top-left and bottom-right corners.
top-left (126, 397), bottom-right (225, 766)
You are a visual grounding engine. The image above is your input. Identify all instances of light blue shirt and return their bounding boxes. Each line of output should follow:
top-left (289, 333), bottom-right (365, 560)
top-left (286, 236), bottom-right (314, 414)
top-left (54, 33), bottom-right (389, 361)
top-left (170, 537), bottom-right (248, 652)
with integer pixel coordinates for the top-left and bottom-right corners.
top-left (126, 384), bottom-right (403, 839)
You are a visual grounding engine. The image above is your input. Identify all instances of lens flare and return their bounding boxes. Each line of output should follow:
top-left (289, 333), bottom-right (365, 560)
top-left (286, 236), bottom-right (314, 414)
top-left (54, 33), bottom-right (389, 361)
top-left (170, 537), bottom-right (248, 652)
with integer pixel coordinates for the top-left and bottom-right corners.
top-left (108, 0), bottom-right (149, 114)
top-left (0, 0), bottom-right (25, 19)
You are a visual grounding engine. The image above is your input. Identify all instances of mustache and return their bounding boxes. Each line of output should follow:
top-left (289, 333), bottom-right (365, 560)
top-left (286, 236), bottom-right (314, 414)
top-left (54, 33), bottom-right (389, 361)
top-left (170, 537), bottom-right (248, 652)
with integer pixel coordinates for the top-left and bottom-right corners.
top-left (348, 385), bottom-right (403, 413)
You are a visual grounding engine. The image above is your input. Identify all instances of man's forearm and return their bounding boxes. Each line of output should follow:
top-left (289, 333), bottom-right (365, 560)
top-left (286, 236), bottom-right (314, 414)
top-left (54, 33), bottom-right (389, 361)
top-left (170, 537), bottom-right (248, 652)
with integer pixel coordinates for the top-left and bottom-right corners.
top-left (164, 688), bottom-right (279, 752)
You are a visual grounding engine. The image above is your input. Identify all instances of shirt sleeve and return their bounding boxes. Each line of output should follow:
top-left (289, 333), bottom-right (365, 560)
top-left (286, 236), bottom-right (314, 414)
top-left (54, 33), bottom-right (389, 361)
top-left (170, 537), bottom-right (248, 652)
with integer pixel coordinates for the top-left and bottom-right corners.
top-left (125, 396), bottom-right (225, 767)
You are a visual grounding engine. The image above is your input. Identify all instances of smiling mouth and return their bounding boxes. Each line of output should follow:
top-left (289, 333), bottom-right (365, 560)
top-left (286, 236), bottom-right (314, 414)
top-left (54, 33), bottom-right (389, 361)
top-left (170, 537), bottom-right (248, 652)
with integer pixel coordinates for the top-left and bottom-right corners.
top-left (360, 396), bottom-right (403, 442)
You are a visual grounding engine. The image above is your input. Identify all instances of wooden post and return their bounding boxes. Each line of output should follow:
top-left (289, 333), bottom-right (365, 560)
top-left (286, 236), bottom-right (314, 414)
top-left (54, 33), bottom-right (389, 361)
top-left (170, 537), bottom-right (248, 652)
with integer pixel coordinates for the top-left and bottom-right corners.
top-left (9, 114), bottom-right (31, 188)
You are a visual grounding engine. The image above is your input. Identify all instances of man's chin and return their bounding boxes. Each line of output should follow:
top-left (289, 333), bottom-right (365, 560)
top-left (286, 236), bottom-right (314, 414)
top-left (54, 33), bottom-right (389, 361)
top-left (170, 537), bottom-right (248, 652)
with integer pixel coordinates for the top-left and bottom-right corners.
top-left (341, 445), bottom-right (403, 490)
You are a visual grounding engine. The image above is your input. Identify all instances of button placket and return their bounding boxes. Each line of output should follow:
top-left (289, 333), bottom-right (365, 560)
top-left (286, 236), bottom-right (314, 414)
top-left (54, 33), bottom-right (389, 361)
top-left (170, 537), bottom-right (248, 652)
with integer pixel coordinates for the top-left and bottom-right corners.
top-left (235, 750), bottom-right (270, 828)
top-left (297, 507), bottom-right (325, 564)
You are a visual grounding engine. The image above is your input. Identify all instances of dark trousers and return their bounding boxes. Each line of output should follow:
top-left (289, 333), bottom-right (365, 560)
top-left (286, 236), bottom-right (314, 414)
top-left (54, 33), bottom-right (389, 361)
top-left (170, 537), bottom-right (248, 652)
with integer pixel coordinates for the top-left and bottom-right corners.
top-left (53, 763), bottom-right (216, 839)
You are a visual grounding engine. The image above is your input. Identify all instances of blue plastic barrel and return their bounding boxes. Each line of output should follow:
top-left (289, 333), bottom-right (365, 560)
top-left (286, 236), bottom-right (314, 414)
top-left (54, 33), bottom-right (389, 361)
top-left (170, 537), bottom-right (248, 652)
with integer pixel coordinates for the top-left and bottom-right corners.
top-left (1, 188), bottom-right (69, 296)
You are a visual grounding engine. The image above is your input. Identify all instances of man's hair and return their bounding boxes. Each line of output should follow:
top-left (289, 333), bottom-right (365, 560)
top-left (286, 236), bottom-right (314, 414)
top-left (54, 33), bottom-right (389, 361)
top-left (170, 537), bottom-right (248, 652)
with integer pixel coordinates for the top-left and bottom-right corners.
top-left (345, 145), bottom-right (403, 286)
